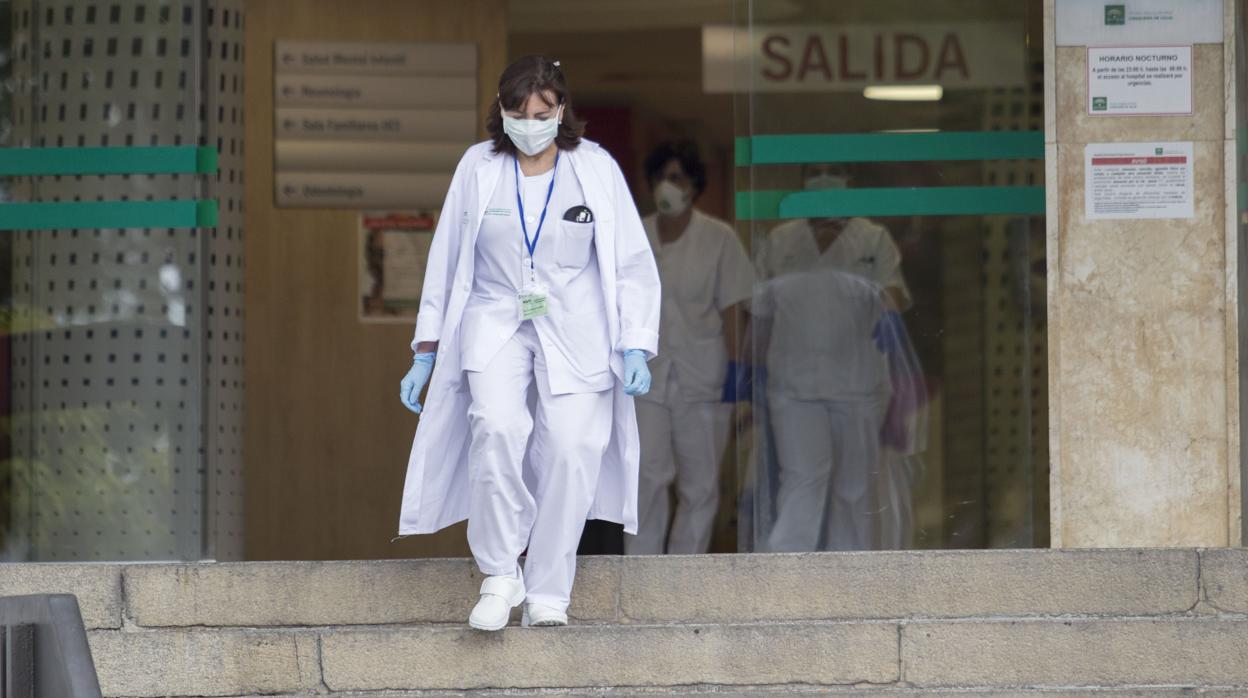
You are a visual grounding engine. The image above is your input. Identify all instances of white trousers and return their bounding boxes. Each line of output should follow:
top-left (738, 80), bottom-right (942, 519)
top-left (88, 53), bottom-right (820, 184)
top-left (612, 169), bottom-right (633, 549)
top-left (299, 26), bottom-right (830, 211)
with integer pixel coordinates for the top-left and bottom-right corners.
top-left (465, 321), bottom-right (613, 612)
top-left (765, 393), bottom-right (887, 552)
top-left (627, 380), bottom-right (732, 555)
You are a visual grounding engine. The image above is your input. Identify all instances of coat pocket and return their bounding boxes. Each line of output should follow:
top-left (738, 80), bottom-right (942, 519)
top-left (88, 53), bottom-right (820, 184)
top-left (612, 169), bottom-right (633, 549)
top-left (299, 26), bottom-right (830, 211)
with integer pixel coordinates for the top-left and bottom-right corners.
top-left (556, 220), bottom-right (595, 269)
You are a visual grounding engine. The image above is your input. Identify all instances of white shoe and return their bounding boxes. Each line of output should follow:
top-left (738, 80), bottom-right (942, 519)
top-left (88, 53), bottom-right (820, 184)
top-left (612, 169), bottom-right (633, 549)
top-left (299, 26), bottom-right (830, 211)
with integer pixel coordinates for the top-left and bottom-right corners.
top-left (468, 574), bottom-right (525, 631)
top-left (521, 601), bottom-right (567, 627)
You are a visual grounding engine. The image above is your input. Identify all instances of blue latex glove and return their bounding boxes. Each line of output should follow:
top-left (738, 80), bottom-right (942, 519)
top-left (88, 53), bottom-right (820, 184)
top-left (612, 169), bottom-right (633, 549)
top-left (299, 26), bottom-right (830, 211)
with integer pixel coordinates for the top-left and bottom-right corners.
top-left (399, 352), bottom-right (436, 414)
top-left (622, 349), bottom-right (652, 396)
top-left (720, 360), bottom-right (754, 403)
top-left (872, 310), bottom-right (905, 354)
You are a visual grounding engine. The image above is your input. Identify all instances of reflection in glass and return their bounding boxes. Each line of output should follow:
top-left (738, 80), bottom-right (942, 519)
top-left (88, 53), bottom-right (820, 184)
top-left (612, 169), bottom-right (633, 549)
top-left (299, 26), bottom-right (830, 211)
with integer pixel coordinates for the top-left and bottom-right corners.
top-left (735, 0), bottom-right (1047, 552)
top-left (750, 193), bottom-right (926, 551)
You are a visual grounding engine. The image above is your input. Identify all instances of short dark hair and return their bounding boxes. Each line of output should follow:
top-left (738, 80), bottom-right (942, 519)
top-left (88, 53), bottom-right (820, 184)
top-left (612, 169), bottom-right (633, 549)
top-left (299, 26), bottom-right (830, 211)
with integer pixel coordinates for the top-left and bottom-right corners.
top-left (643, 140), bottom-right (708, 198)
top-left (486, 55), bottom-right (585, 156)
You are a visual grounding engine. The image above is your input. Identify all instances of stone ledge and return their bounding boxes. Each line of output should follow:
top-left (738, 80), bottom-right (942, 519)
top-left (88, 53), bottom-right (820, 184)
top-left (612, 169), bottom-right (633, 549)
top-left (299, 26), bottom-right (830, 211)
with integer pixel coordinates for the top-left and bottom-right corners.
top-left (619, 550), bottom-right (1199, 623)
top-left (123, 557), bottom-right (620, 627)
top-left (0, 563), bottom-right (123, 629)
top-left (1200, 548), bottom-right (1248, 613)
top-left (88, 628), bottom-right (321, 697)
top-left (319, 622), bottom-right (900, 691)
top-left (115, 549), bottom-right (1207, 629)
top-left (223, 690), bottom-right (1248, 698)
top-left (902, 618), bottom-right (1248, 687)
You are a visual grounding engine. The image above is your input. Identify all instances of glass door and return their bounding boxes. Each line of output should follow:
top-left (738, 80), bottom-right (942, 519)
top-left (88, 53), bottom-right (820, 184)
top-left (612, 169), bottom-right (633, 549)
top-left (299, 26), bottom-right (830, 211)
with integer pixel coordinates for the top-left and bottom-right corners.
top-left (729, 0), bottom-right (1048, 551)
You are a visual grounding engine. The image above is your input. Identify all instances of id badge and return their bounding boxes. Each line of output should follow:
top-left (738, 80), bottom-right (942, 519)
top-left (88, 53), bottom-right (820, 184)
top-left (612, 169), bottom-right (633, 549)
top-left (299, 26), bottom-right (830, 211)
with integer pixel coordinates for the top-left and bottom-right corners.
top-left (518, 284), bottom-right (549, 321)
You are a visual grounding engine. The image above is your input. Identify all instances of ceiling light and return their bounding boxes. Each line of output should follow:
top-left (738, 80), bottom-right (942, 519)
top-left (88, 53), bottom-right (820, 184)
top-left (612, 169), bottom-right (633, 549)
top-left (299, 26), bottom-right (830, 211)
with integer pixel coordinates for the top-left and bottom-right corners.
top-left (863, 85), bottom-right (944, 102)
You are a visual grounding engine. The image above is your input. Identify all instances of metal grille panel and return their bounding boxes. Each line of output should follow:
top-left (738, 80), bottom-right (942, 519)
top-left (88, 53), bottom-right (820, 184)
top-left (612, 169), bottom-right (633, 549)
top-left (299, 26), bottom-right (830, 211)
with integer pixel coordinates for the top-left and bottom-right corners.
top-left (4, 0), bottom-right (244, 562)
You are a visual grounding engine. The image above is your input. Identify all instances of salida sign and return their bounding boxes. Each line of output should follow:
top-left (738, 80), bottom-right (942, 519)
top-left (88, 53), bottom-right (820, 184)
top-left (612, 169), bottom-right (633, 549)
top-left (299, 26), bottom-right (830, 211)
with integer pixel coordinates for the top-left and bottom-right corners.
top-left (703, 23), bottom-right (1025, 93)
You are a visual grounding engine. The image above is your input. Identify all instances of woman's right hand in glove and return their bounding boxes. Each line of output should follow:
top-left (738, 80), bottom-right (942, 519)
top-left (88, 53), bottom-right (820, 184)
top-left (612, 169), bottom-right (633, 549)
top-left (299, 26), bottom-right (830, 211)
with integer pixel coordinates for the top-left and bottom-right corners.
top-left (400, 352), bottom-right (437, 414)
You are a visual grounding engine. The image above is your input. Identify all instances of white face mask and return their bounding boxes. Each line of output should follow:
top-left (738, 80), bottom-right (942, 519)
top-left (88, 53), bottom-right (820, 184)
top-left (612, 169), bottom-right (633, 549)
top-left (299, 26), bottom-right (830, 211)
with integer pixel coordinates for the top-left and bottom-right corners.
top-left (654, 180), bottom-right (691, 217)
top-left (502, 103), bottom-right (563, 156)
top-left (804, 173), bottom-right (849, 190)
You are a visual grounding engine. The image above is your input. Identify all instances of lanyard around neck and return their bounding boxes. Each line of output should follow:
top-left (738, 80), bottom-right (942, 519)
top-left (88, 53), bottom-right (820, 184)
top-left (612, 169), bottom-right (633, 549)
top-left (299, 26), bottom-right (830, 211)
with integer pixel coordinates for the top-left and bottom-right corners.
top-left (514, 151), bottom-right (559, 270)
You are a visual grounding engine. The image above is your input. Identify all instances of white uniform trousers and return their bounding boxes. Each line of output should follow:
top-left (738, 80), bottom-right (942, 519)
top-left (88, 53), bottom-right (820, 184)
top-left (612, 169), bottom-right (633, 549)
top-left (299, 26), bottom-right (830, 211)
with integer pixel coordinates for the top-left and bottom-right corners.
top-left (465, 321), bottom-right (613, 612)
top-left (764, 393), bottom-right (887, 552)
top-left (627, 377), bottom-right (732, 555)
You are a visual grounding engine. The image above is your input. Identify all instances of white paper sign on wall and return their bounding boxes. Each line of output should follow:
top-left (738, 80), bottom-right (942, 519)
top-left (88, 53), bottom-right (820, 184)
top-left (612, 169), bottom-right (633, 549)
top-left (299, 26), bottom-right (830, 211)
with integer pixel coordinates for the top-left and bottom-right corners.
top-left (1087, 45), bottom-right (1192, 116)
top-left (1084, 142), bottom-right (1194, 220)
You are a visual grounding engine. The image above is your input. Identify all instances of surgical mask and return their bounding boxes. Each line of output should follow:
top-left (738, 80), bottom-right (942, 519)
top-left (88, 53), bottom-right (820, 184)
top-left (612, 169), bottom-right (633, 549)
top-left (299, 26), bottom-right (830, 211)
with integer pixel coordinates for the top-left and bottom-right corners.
top-left (502, 104), bottom-right (563, 156)
top-left (804, 174), bottom-right (849, 190)
top-left (654, 180), bottom-right (691, 217)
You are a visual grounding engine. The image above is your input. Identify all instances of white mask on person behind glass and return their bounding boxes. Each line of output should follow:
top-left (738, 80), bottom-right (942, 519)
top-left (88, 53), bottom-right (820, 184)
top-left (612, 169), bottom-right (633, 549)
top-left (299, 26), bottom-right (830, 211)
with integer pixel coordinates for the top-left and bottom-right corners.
top-left (804, 173), bottom-right (849, 190)
top-left (502, 103), bottom-right (563, 156)
top-left (654, 180), bottom-right (692, 218)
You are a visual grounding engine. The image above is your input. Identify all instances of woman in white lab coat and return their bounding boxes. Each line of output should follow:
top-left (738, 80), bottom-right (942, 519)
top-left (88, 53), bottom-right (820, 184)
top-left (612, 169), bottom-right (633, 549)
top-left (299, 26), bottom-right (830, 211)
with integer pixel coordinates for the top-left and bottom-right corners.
top-left (395, 55), bottom-right (661, 631)
top-left (627, 140), bottom-right (754, 555)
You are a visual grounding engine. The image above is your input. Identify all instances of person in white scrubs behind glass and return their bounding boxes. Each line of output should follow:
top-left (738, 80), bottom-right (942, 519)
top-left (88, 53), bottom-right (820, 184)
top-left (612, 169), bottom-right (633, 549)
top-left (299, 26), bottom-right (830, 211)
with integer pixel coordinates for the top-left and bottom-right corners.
top-left (755, 162), bottom-right (912, 552)
top-left (394, 56), bottom-right (661, 631)
top-left (626, 141), bottom-right (754, 555)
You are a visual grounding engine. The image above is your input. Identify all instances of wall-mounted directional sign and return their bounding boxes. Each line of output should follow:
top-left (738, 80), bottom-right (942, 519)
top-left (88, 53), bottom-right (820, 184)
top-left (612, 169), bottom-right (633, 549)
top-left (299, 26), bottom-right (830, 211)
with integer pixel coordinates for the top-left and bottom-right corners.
top-left (273, 40), bottom-right (477, 209)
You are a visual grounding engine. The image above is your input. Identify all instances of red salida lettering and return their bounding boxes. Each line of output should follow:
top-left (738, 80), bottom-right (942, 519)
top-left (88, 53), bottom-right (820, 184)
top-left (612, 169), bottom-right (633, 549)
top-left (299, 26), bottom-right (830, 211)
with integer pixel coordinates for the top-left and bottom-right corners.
top-left (934, 33), bottom-right (969, 79)
top-left (894, 33), bottom-right (929, 80)
top-left (838, 35), bottom-right (866, 80)
top-left (798, 35), bottom-right (833, 81)
top-left (761, 35), bottom-right (792, 80)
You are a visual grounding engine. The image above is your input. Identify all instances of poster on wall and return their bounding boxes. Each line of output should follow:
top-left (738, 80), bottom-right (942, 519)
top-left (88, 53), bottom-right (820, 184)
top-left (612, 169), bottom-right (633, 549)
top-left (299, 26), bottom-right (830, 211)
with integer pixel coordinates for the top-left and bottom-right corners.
top-left (359, 211), bottom-right (436, 323)
top-left (1084, 142), bottom-right (1194, 220)
top-left (1055, 0), bottom-right (1222, 46)
top-left (1087, 45), bottom-right (1192, 116)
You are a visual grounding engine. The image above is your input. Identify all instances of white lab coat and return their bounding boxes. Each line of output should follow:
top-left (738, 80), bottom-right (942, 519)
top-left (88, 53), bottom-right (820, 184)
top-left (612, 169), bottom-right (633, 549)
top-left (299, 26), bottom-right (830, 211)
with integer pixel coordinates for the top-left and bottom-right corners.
top-left (461, 154), bottom-right (615, 394)
top-left (396, 139), bottom-right (661, 537)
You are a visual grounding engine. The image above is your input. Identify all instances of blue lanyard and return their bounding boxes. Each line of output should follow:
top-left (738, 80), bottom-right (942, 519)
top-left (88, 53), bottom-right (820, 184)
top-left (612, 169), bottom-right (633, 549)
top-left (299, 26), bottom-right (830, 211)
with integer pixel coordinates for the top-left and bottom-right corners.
top-left (514, 151), bottom-right (558, 269)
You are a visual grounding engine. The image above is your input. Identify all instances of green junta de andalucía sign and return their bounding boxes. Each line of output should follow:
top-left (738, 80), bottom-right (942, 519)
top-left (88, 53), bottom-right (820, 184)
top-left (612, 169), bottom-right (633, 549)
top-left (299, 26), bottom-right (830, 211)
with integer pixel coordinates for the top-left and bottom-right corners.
top-left (1105, 5), bottom-right (1126, 25)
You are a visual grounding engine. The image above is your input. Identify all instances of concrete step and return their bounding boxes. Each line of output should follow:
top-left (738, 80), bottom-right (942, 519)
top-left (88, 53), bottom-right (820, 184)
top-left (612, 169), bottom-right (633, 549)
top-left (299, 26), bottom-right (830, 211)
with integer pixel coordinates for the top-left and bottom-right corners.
top-left (3, 549), bottom-right (1247, 696)
top-left (6, 548), bottom-right (1241, 629)
top-left (175, 692), bottom-right (1248, 698)
top-left (82, 617), bottom-right (1248, 695)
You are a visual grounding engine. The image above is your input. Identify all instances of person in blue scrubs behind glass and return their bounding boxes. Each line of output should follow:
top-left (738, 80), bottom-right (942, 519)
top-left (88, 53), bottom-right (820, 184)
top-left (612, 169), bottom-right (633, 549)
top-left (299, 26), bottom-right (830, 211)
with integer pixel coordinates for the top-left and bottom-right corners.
top-left (393, 56), bottom-right (661, 631)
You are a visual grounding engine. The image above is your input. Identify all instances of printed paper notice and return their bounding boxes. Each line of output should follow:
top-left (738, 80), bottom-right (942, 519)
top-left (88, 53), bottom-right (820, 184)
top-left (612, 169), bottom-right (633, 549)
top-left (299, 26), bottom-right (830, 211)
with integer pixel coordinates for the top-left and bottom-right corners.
top-left (1087, 46), bottom-right (1191, 116)
top-left (359, 211), bottom-right (436, 323)
top-left (1084, 142), bottom-right (1193, 220)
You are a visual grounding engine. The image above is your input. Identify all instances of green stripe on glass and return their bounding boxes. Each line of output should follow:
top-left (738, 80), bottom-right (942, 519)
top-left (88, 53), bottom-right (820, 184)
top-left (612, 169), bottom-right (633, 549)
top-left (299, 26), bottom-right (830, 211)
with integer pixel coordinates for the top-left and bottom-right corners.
top-left (735, 190), bottom-right (793, 220)
top-left (0, 146), bottom-right (218, 176)
top-left (734, 137), bottom-right (752, 167)
top-left (0, 200), bottom-right (218, 230)
top-left (736, 186), bottom-right (1045, 220)
top-left (735, 132), bottom-right (1044, 166)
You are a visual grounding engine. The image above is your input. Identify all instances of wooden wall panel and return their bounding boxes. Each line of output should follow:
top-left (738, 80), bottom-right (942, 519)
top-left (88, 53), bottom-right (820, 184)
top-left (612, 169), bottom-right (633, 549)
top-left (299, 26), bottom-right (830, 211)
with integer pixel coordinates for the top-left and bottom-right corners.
top-left (243, 0), bottom-right (507, 560)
